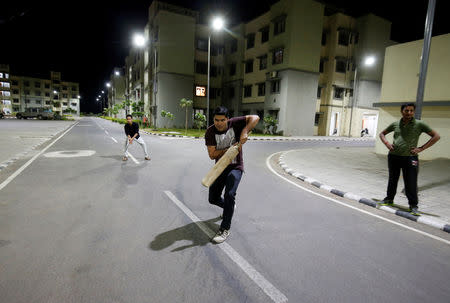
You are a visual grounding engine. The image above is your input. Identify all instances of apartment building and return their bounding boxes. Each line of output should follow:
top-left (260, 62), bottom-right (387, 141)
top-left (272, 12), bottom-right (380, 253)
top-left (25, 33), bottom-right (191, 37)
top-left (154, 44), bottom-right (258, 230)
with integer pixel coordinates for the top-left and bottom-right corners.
top-left (0, 64), bottom-right (12, 114)
top-left (112, 0), bottom-right (393, 135)
top-left (8, 70), bottom-right (80, 115)
top-left (107, 67), bottom-right (127, 118)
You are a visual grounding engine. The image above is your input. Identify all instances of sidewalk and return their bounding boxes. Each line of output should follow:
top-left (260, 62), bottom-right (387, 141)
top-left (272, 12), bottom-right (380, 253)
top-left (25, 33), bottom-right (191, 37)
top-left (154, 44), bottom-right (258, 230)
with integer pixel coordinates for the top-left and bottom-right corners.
top-left (278, 146), bottom-right (450, 232)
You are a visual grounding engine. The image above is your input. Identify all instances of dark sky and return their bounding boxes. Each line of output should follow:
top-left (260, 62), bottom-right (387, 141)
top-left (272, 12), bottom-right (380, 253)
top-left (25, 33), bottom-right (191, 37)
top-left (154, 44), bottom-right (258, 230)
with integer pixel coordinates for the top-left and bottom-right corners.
top-left (1, 0), bottom-right (449, 113)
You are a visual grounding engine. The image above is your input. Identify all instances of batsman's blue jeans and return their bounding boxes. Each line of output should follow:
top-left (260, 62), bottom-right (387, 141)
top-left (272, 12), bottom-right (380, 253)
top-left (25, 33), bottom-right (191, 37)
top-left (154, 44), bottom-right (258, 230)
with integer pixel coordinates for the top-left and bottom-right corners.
top-left (208, 167), bottom-right (242, 230)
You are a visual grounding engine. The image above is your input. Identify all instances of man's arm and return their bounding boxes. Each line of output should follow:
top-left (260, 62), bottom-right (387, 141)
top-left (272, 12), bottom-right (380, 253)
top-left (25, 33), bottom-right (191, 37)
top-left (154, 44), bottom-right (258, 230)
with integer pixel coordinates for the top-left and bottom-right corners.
top-left (240, 115), bottom-right (260, 145)
top-left (411, 130), bottom-right (440, 155)
top-left (207, 146), bottom-right (228, 160)
top-left (379, 128), bottom-right (394, 151)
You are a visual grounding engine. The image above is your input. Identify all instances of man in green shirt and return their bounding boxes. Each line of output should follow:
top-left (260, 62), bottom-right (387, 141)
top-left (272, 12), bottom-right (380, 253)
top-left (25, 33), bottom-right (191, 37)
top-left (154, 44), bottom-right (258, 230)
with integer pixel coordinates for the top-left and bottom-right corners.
top-left (379, 103), bottom-right (440, 215)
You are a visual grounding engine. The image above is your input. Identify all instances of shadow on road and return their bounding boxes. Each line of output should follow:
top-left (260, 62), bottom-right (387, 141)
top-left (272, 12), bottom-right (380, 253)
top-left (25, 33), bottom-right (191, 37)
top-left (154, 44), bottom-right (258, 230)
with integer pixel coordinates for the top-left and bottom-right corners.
top-left (149, 217), bottom-right (221, 252)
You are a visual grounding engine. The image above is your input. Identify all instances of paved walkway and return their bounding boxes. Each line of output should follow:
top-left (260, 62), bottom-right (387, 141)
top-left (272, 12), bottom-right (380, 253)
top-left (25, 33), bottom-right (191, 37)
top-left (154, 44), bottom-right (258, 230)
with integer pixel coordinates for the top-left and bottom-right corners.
top-left (279, 146), bottom-right (450, 231)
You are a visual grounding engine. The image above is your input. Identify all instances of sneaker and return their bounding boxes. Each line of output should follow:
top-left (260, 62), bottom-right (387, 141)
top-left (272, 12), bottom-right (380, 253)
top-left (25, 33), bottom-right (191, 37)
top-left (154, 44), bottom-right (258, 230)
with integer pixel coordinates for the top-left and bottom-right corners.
top-left (122, 156), bottom-right (128, 161)
top-left (410, 207), bottom-right (420, 216)
top-left (145, 156), bottom-right (151, 161)
top-left (212, 229), bottom-right (230, 244)
top-left (379, 199), bottom-right (394, 206)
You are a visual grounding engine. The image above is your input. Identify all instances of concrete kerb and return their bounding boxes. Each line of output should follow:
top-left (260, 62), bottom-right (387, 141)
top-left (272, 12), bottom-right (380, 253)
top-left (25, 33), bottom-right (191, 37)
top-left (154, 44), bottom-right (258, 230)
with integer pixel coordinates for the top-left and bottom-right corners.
top-left (277, 152), bottom-right (450, 234)
top-left (142, 130), bottom-right (375, 142)
top-left (0, 122), bottom-right (76, 171)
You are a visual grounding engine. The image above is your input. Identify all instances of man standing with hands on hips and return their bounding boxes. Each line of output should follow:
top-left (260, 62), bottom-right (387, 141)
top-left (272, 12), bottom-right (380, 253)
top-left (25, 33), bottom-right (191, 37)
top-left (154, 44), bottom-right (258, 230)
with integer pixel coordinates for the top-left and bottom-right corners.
top-left (205, 106), bottom-right (259, 243)
top-left (123, 114), bottom-right (151, 161)
top-left (379, 103), bottom-right (440, 215)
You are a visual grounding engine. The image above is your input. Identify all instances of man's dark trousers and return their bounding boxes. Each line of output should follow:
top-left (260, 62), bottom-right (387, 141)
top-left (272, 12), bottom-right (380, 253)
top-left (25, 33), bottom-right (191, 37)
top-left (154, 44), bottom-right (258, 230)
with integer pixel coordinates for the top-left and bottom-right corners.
top-left (208, 167), bottom-right (242, 230)
top-left (385, 154), bottom-right (419, 208)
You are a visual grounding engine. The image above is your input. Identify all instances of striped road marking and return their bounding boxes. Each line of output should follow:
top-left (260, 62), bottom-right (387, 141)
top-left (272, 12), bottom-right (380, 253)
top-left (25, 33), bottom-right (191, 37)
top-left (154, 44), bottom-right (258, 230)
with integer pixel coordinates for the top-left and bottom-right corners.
top-left (164, 190), bottom-right (288, 303)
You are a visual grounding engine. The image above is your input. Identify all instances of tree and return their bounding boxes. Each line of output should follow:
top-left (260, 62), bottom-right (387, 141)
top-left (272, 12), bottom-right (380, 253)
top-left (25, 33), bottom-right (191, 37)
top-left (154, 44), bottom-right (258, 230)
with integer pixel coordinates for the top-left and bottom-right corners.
top-left (112, 104), bottom-right (120, 118)
top-left (166, 112), bottom-right (174, 128)
top-left (263, 115), bottom-right (278, 134)
top-left (194, 112), bottom-right (206, 130)
top-left (179, 98), bottom-right (193, 135)
top-left (122, 99), bottom-right (132, 115)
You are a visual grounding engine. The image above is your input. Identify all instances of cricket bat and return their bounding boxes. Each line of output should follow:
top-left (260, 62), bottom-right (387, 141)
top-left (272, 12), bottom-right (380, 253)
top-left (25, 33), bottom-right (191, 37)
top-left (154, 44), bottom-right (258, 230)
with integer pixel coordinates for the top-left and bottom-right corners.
top-left (201, 143), bottom-right (241, 187)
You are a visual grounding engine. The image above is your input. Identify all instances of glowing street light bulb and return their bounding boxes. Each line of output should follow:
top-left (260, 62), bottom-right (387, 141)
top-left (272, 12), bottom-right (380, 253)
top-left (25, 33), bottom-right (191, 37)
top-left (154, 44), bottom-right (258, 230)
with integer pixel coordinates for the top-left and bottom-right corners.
top-left (212, 17), bottom-right (224, 31)
top-left (115, 71), bottom-right (120, 76)
top-left (364, 56), bottom-right (376, 66)
top-left (106, 83), bottom-right (111, 88)
top-left (133, 34), bottom-right (146, 47)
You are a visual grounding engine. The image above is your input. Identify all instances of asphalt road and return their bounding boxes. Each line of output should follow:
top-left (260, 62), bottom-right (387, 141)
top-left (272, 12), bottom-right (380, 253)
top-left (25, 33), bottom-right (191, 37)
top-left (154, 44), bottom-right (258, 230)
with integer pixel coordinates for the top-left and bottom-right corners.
top-left (0, 117), bottom-right (449, 303)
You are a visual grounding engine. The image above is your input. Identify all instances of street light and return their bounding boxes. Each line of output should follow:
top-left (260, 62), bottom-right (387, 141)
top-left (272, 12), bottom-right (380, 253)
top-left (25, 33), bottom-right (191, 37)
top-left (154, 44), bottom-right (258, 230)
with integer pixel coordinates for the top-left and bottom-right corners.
top-left (207, 16), bottom-right (225, 126)
top-left (133, 33), bottom-right (146, 48)
top-left (106, 83), bottom-right (111, 88)
top-left (115, 71), bottom-right (120, 76)
top-left (348, 55), bottom-right (376, 137)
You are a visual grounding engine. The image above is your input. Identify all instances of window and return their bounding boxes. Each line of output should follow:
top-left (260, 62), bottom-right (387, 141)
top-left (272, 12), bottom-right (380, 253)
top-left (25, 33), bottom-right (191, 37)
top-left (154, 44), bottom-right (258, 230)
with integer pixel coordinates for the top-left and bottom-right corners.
top-left (338, 30), bottom-right (350, 46)
top-left (272, 49), bottom-right (284, 65)
top-left (228, 87), bottom-right (235, 98)
top-left (53, 95), bottom-right (59, 100)
top-left (334, 87), bottom-right (344, 99)
top-left (34, 82), bottom-right (40, 88)
top-left (24, 90), bottom-right (30, 95)
top-left (53, 80), bottom-right (60, 84)
top-left (12, 80), bottom-right (18, 86)
top-left (62, 86), bottom-right (67, 91)
top-left (274, 18), bottom-right (286, 35)
top-left (210, 88), bottom-right (221, 99)
top-left (314, 113), bottom-right (321, 126)
top-left (261, 27), bottom-right (269, 43)
top-left (211, 44), bottom-right (224, 56)
top-left (271, 80), bottom-right (280, 93)
top-left (45, 92), bottom-right (50, 97)
top-left (230, 38), bottom-right (238, 53)
top-left (35, 91), bottom-right (41, 96)
top-left (63, 102), bottom-right (68, 106)
top-left (45, 83), bottom-right (50, 89)
top-left (317, 87), bottom-right (322, 98)
top-left (13, 106), bottom-right (20, 111)
top-left (63, 94), bottom-right (68, 98)
top-left (36, 100), bottom-right (41, 104)
top-left (45, 101), bottom-right (51, 105)
top-left (244, 85), bottom-right (252, 97)
top-left (229, 63), bottom-right (236, 76)
top-left (25, 99), bottom-right (30, 104)
top-left (196, 38), bottom-right (208, 51)
top-left (71, 103), bottom-right (77, 107)
top-left (259, 55), bottom-right (267, 70)
top-left (24, 81), bottom-right (30, 87)
top-left (245, 60), bottom-right (253, 73)
top-left (258, 83), bottom-right (266, 96)
top-left (13, 98), bottom-right (19, 103)
top-left (0, 73), bottom-right (2, 78)
top-left (0, 82), bottom-right (10, 88)
top-left (246, 34), bottom-right (255, 49)
top-left (321, 31), bottom-right (327, 46)
top-left (5, 73), bottom-right (9, 79)
top-left (195, 61), bottom-right (208, 74)
top-left (335, 60), bottom-right (346, 73)
top-left (13, 89), bottom-right (19, 94)
top-left (319, 60), bottom-right (324, 73)
top-left (1, 91), bottom-right (11, 97)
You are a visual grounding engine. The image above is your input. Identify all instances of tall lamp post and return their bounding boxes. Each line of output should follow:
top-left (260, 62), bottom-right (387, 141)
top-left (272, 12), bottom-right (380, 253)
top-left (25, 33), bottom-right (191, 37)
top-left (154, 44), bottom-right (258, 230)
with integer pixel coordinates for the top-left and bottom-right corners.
top-left (207, 17), bottom-right (225, 126)
top-left (348, 55), bottom-right (376, 137)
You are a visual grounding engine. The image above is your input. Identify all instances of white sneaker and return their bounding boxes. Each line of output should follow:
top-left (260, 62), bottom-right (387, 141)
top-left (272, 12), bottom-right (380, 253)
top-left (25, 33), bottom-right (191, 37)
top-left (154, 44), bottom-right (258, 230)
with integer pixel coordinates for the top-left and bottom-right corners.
top-left (212, 229), bottom-right (230, 243)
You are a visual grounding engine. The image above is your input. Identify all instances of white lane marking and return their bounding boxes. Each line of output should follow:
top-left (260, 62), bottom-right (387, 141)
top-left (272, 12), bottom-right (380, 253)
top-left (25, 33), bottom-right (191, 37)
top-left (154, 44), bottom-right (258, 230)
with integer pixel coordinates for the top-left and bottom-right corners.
top-left (105, 130), bottom-right (109, 135)
top-left (110, 137), bottom-right (118, 143)
top-left (44, 150), bottom-right (96, 158)
top-left (164, 191), bottom-right (288, 303)
top-left (128, 153), bottom-right (140, 164)
top-left (265, 153), bottom-right (450, 246)
top-left (0, 122), bottom-right (78, 192)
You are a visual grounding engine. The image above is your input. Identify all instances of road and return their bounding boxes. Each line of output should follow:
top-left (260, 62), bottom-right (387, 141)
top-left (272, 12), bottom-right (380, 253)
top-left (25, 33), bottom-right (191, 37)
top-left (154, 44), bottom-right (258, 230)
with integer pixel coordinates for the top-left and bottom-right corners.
top-left (0, 117), bottom-right (449, 303)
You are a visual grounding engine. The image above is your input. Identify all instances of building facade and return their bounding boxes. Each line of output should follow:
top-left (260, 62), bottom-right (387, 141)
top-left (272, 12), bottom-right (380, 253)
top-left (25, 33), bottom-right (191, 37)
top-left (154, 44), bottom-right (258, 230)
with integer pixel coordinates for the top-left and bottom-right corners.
top-left (110, 0), bottom-right (394, 136)
top-left (0, 64), bottom-right (12, 114)
top-left (375, 33), bottom-right (450, 160)
top-left (7, 70), bottom-right (80, 116)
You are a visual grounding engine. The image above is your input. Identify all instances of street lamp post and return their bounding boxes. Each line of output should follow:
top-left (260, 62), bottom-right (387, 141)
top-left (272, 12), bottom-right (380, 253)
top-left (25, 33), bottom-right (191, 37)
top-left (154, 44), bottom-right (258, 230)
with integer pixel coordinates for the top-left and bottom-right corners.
top-left (207, 17), bottom-right (225, 126)
top-left (348, 55), bottom-right (375, 137)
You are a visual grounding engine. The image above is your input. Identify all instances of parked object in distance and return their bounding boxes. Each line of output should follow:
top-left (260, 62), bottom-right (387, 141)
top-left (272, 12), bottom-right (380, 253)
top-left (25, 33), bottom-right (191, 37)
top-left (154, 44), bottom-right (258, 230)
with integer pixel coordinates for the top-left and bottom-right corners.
top-left (16, 108), bottom-right (54, 120)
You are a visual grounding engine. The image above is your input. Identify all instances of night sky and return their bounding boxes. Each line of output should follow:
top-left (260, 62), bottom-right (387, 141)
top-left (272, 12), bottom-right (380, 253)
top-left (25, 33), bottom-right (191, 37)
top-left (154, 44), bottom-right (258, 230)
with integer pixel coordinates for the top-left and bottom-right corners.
top-left (1, 0), bottom-right (449, 113)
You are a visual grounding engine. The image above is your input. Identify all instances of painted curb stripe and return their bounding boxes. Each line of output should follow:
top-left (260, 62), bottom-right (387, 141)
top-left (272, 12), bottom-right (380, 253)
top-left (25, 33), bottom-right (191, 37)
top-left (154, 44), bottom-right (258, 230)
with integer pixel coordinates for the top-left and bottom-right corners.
top-left (331, 189), bottom-right (345, 197)
top-left (359, 198), bottom-right (378, 208)
top-left (396, 210), bottom-right (419, 222)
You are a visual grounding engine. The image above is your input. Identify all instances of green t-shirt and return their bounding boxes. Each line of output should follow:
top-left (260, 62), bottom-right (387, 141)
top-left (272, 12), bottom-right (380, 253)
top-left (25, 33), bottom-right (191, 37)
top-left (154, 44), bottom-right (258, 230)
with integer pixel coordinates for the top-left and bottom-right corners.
top-left (385, 118), bottom-right (432, 156)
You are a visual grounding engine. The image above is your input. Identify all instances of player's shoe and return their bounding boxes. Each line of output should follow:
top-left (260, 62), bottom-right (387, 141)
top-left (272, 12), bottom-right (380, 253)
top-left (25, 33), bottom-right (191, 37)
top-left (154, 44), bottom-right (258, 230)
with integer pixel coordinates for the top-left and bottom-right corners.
top-left (409, 207), bottom-right (420, 216)
top-left (145, 156), bottom-right (151, 160)
top-left (379, 199), bottom-right (394, 206)
top-left (122, 156), bottom-right (128, 161)
top-left (212, 229), bottom-right (230, 244)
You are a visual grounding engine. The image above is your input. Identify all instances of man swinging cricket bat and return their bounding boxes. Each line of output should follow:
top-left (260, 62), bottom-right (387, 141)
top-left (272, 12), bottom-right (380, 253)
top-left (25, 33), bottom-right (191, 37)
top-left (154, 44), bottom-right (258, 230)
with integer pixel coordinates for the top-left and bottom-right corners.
top-left (205, 106), bottom-right (259, 243)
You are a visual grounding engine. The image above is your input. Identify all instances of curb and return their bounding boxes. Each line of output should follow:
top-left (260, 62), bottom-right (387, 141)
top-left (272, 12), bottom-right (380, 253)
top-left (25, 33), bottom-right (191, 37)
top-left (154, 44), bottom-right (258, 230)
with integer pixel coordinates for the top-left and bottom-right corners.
top-left (278, 153), bottom-right (450, 234)
top-left (142, 131), bottom-right (375, 142)
top-left (0, 122), bottom-right (76, 172)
